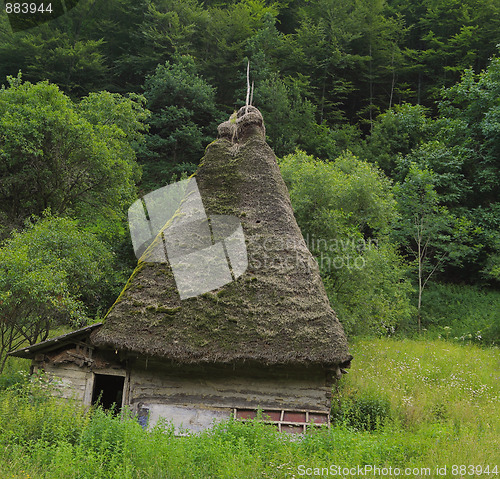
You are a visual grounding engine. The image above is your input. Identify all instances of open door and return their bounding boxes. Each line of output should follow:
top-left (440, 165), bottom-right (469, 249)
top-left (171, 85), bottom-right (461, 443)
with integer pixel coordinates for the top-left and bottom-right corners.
top-left (91, 373), bottom-right (125, 412)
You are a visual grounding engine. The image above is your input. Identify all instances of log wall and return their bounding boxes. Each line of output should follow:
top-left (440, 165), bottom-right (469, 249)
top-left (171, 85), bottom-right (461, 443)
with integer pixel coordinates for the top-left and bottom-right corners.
top-left (33, 350), bottom-right (334, 434)
top-left (126, 359), bottom-right (333, 433)
top-left (39, 362), bottom-right (90, 402)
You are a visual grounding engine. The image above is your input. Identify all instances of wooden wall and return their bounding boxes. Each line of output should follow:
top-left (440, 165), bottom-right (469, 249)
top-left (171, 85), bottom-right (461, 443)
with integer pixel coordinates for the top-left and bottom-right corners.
top-left (39, 362), bottom-right (90, 403)
top-left (34, 349), bottom-right (334, 433)
top-left (128, 361), bottom-right (332, 412)
top-left (126, 360), bottom-right (333, 433)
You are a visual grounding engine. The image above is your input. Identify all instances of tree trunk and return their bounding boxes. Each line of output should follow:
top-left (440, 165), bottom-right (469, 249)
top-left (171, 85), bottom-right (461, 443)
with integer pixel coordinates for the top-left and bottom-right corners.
top-left (417, 220), bottom-right (423, 333)
top-left (389, 49), bottom-right (395, 110)
top-left (417, 71), bottom-right (422, 105)
top-left (369, 43), bottom-right (374, 132)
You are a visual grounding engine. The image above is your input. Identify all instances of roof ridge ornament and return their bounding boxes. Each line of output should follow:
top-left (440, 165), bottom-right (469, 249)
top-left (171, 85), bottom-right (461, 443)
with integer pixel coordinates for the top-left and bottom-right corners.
top-left (217, 63), bottom-right (264, 144)
top-left (245, 60), bottom-right (254, 114)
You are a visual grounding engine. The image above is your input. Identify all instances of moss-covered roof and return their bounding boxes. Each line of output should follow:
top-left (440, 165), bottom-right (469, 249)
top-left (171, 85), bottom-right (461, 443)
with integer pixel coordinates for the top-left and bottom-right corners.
top-left (91, 107), bottom-right (352, 367)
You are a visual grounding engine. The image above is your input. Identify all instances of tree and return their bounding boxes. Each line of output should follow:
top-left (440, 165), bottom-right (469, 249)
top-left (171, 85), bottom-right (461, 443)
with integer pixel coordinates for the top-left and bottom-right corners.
top-left (438, 54), bottom-right (500, 207)
top-left (388, 0), bottom-right (500, 107)
top-left (0, 75), bottom-right (145, 234)
top-left (0, 214), bottom-right (113, 372)
top-left (0, 4), bottom-right (109, 97)
top-left (393, 164), bottom-right (454, 330)
top-left (429, 54), bottom-right (500, 284)
top-left (363, 103), bottom-right (432, 173)
top-left (397, 140), bottom-right (470, 206)
top-left (279, 149), bottom-right (413, 335)
top-left (364, 55), bottom-right (500, 286)
top-left (196, 0), bottom-right (280, 106)
top-left (282, 0), bottom-right (365, 124)
top-left (141, 55), bottom-right (220, 191)
top-left (254, 73), bottom-right (337, 158)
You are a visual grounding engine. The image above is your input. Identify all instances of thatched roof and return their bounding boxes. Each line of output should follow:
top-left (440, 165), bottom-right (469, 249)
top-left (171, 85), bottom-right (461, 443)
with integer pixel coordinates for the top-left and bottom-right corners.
top-left (91, 106), bottom-right (351, 368)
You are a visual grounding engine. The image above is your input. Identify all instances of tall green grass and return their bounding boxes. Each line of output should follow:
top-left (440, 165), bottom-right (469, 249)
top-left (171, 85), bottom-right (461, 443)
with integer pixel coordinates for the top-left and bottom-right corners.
top-left (418, 283), bottom-right (500, 344)
top-left (0, 339), bottom-right (498, 478)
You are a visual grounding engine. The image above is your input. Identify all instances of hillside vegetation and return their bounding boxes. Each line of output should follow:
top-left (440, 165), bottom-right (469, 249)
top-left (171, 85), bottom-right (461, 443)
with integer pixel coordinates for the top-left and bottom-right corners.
top-left (1, 0), bottom-right (500, 355)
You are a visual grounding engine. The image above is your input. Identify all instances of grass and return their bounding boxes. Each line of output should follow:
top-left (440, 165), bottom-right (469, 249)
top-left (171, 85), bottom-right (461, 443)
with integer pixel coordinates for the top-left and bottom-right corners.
top-left (0, 338), bottom-right (498, 478)
top-left (418, 282), bottom-right (500, 345)
top-left (342, 338), bottom-right (498, 429)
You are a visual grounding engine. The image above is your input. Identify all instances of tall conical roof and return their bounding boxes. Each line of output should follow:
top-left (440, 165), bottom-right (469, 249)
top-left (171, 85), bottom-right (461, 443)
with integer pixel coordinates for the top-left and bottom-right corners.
top-left (91, 107), bottom-right (351, 368)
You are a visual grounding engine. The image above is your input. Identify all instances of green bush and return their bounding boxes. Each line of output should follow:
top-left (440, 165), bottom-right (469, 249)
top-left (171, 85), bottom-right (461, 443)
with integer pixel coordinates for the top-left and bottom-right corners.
top-left (0, 369), bottom-right (28, 391)
top-left (332, 391), bottom-right (391, 431)
top-left (279, 150), bottom-right (414, 336)
top-left (0, 374), bottom-right (89, 448)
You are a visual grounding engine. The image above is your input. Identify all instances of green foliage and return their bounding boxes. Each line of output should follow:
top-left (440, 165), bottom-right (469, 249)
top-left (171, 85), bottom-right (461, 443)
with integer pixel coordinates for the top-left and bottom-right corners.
top-left (360, 55), bottom-right (500, 287)
top-left (280, 150), bottom-right (414, 335)
top-left (419, 282), bottom-right (500, 345)
top-left (0, 372), bottom-right (90, 447)
top-left (75, 90), bottom-right (149, 246)
top-left (0, 6), bottom-right (109, 96)
top-left (0, 75), bottom-right (142, 232)
top-left (0, 369), bottom-right (29, 391)
top-left (280, 150), bottom-right (397, 236)
top-left (140, 55), bottom-right (220, 191)
top-left (0, 0), bottom-right (498, 126)
top-left (392, 161), bottom-right (488, 326)
top-left (254, 74), bottom-right (335, 158)
top-left (392, 163), bottom-right (449, 256)
top-left (0, 339), bottom-right (498, 477)
top-left (364, 103), bottom-right (432, 173)
top-left (0, 214), bottom-right (114, 369)
top-left (78, 91), bottom-right (150, 148)
top-left (398, 140), bottom-right (471, 206)
top-left (332, 391), bottom-right (391, 431)
top-left (323, 241), bottom-right (415, 336)
top-left (396, 0), bottom-right (500, 105)
top-left (437, 54), bottom-right (500, 207)
top-left (197, 1), bottom-right (281, 106)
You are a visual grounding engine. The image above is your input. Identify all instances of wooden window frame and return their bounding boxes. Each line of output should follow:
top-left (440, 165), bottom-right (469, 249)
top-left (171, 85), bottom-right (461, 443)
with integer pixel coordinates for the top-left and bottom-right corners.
top-left (233, 407), bottom-right (329, 434)
top-left (83, 368), bottom-right (130, 409)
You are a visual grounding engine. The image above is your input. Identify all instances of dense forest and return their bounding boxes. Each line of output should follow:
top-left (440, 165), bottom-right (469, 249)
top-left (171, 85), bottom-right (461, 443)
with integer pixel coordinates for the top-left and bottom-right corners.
top-left (1, 0), bottom-right (500, 365)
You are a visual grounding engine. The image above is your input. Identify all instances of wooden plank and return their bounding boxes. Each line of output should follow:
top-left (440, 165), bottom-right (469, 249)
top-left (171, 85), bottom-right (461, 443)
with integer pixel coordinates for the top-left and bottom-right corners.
top-left (92, 368), bottom-right (126, 377)
top-left (83, 372), bottom-right (94, 406)
top-left (122, 372), bottom-right (131, 409)
top-left (127, 367), bottom-right (331, 412)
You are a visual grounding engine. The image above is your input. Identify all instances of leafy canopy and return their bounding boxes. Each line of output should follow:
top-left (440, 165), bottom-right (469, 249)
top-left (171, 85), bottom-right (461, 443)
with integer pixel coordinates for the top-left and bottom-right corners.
top-left (279, 150), bottom-right (413, 335)
top-left (0, 74), bottom-right (146, 233)
top-left (0, 214), bottom-right (114, 370)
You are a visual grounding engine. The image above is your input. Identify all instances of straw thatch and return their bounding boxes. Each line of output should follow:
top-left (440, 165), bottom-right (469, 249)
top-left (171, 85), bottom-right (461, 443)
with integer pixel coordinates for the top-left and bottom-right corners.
top-left (91, 107), bottom-right (352, 367)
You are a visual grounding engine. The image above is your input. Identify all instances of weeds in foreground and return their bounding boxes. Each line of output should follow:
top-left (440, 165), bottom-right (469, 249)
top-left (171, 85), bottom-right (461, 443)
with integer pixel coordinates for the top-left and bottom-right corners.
top-left (0, 339), bottom-right (498, 478)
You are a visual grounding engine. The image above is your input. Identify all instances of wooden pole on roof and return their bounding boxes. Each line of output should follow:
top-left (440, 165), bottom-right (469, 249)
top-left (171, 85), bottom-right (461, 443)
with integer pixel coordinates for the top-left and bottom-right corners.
top-left (245, 60), bottom-right (251, 113)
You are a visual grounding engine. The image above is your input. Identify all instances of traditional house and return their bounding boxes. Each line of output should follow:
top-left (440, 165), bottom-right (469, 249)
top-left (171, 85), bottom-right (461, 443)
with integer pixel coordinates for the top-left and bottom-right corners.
top-left (10, 107), bottom-right (352, 434)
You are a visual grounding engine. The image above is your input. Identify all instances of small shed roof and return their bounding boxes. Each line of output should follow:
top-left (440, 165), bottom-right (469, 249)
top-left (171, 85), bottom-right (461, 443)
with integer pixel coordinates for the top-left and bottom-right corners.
top-left (9, 323), bottom-right (102, 359)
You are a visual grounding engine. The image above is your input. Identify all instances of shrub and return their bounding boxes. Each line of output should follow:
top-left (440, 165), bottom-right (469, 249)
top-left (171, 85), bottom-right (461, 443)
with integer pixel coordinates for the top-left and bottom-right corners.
top-left (0, 374), bottom-right (89, 448)
top-left (332, 390), bottom-right (391, 431)
top-left (0, 369), bottom-right (29, 391)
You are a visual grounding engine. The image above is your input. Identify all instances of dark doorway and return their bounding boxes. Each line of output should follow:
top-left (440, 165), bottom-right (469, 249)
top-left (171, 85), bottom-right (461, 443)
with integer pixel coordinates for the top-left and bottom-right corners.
top-left (91, 374), bottom-right (125, 412)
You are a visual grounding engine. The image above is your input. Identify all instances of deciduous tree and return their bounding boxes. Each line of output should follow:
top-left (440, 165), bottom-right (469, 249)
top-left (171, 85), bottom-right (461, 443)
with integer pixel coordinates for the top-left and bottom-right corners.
top-left (0, 75), bottom-right (144, 234)
top-left (0, 215), bottom-right (113, 372)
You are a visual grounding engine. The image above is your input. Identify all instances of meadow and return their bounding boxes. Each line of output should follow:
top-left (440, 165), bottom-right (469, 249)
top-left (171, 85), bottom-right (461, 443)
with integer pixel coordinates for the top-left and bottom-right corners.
top-left (0, 338), bottom-right (498, 479)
